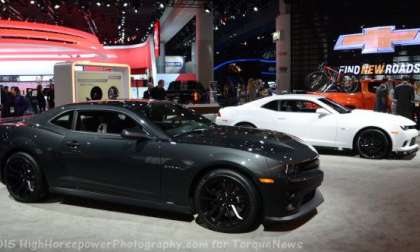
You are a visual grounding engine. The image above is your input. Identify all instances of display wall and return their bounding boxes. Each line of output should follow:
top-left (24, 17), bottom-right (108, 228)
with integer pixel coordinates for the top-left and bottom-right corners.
top-left (290, 0), bottom-right (420, 90)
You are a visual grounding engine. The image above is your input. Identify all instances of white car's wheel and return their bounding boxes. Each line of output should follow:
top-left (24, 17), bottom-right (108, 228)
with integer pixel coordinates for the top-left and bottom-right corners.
top-left (355, 129), bottom-right (390, 159)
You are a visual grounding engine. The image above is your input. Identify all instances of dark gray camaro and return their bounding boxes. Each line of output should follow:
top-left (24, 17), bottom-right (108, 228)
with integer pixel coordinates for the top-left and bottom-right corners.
top-left (0, 100), bottom-right (323, 233)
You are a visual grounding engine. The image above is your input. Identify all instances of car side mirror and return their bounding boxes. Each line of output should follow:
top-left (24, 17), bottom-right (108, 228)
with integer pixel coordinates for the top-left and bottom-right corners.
top-left (316, 108), bottom-right (330, 116)
top-left (121, 128), bottom-right (153, 140)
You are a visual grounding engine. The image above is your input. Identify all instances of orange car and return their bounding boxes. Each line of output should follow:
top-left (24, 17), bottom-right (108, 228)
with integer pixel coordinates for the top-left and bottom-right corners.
top-left (312, 80), bottom-right (390, 110)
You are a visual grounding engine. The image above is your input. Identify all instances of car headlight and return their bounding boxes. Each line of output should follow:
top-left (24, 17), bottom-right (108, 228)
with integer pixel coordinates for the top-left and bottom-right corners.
top-left (400, 125), bottom-right (415, 131)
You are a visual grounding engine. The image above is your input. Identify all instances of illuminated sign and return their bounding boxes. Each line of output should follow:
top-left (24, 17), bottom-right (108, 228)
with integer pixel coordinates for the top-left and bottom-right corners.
top-left (165, 56), bottom-right (185, 74)
top-left (339, 63), bottom-right (420, 75)
top-left (334, 26), bottom-right (420, 54)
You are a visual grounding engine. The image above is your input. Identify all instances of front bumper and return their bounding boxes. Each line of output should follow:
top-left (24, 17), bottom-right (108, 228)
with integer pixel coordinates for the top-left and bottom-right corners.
top-left (392, 129), bottom-right (419, 155)
top-left (260, 161), bottom-right (324, 225)
top-left (264, 189), bottom-right (324, 224)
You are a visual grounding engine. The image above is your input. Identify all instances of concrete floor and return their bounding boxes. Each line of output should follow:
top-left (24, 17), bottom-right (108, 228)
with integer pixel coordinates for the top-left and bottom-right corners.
top-left (1, 151), bottom-right (420, 252)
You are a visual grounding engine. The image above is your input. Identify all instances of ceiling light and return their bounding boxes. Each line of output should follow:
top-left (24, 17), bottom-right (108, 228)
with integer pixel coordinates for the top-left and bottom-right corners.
top-left (204, 8), bottom-right (211, 13)
top-left (159, 3), bottom-right (165, 9)
top-left (30, 0), bottom-right (35, 4)
top-left (123, 2), bottom-right (128, 7)
top-left (253, 6), bottom-right (259, 12)
top-left (96, 2), bottom-right (101, 7)
top-left (1, 0), bottom-right (5, 3)
top-left (106, 3), bottom-right (110, 7)
top-left (134, 9), bottom-right (138, 13)
top-left (54, 4), bottom-right (60, 9)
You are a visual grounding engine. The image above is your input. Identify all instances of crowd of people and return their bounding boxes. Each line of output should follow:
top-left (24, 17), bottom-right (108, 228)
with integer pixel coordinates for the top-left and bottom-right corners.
top-left (219, 78), bottom-right (272, 106)
top-left (0, 84), bottom-right (55, 118)
top-left (374, 77), bottom-right (420, 122)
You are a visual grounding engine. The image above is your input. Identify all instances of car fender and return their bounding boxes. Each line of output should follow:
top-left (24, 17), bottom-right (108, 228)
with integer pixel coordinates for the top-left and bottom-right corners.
top-left (335, 119), bottom-right (397, 150)
top-left (188, 150), bottom-right (271, 196)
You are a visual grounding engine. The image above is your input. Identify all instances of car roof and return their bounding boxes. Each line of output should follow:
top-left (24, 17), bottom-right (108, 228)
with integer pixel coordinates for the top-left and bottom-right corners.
top-left (247, 94), bottom-right (325, 106)
top-left (274, 94), bottom-right (325, 100)
top-left (63, 99), bottom-right (171, 108)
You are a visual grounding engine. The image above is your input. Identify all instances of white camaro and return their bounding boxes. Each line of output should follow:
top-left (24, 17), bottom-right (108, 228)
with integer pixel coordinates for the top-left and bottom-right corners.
top-left (216, 94), bottom-right (419, 159)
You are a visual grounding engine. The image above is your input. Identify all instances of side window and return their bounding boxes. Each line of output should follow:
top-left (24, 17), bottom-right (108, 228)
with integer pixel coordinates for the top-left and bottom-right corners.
top-left (51, 111), bottom-right (74, 130)
top-left (75, 110), bottom-right (140, 135)
top-left (279, 100), bottom-right (320, 113)
top-left (262, 100), bottom-right (280, 111)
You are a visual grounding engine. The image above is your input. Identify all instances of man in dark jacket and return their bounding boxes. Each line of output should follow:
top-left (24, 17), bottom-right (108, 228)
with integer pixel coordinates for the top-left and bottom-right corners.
top-left (151, 80), bottom-right (167, 100)
top-left (143, 82), bottom-right (154, 99)
top-left (394, 77), bottom-right (415, 119)
top-left (1, 86), bottom-right (12, 118)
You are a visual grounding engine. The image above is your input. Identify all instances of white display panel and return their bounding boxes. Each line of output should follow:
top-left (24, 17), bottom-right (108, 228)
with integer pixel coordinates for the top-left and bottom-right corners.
top-left (75, 71), bottom-right (124, 101)
top-left (54, 61), bottom-right (130, 106)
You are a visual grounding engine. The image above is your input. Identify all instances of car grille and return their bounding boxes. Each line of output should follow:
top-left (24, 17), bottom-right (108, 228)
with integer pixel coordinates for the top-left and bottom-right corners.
top-left (295, 158), bottom-right (320, 172)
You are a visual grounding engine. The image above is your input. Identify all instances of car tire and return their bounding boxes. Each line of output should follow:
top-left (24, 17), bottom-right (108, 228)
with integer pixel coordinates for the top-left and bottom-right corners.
top-left (194, 169), bottom-right (260, 233)
top-left (4, 152), bottom-right (48, 203)
top-left (235, 122), bottom-right (256, 128)
top-left (355, 129), bottom-right (390, 159)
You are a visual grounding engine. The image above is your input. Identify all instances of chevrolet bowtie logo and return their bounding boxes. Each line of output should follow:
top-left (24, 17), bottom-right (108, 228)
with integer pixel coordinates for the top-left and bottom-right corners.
top-left (334, 26), bottom-right (420, 54)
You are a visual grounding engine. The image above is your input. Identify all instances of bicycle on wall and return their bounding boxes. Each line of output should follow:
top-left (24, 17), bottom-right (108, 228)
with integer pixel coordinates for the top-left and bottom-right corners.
top-left (305, 63), bottom-right (359, 93)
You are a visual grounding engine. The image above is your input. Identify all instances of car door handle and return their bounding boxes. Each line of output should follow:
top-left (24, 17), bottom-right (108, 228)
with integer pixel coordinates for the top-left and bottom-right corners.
top-left (66, 141), bottom-right (80, 149)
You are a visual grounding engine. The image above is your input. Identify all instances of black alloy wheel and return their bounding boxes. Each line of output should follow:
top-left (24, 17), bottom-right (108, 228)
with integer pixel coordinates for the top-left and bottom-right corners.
top-left (4, 152), bottom-right (48, 203)
top-left (356, 129), bottom-right (390, 159)
top-left (194, 169), bottom-right (260, 233)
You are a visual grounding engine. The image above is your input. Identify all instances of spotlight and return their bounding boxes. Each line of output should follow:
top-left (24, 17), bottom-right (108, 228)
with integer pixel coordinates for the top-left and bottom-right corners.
top-left (106, 3), bottom-right (110, 7)
top-left (204, 8), bottom-right (211, 13)
top-left (96, 2), bottom-right (101, 7)
top-left (54, 4), bottom-right (60, 9)
top-left (30, 0), bottom-right (35, 4)
top-left (159, 3), bottom-right (165, 9)
top-left (123, 2), bottom-right (128, 7)
top-left (253, 6), bottom-right (259, 12)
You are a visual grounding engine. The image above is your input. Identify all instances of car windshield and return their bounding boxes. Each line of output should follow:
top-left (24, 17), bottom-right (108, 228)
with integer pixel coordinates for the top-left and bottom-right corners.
top-left (130, 102), bottom-right (213, 137)
top-left (318, 98), bottom-right (351, 114)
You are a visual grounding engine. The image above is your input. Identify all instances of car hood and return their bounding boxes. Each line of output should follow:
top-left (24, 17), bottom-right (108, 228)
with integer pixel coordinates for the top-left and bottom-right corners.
top-left (175, 126), bottom-right (318, 162)
top-left (347, 109), bottom-right (416, 126)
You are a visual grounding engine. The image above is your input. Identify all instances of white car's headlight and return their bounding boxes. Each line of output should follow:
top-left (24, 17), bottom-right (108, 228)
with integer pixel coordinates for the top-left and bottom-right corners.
top-left (401, 125), bottom-right (415, 131)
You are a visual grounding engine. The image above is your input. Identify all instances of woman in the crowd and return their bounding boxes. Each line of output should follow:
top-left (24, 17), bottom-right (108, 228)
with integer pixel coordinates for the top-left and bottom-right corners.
top-left (37, 84), bottom-right (47, 113)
